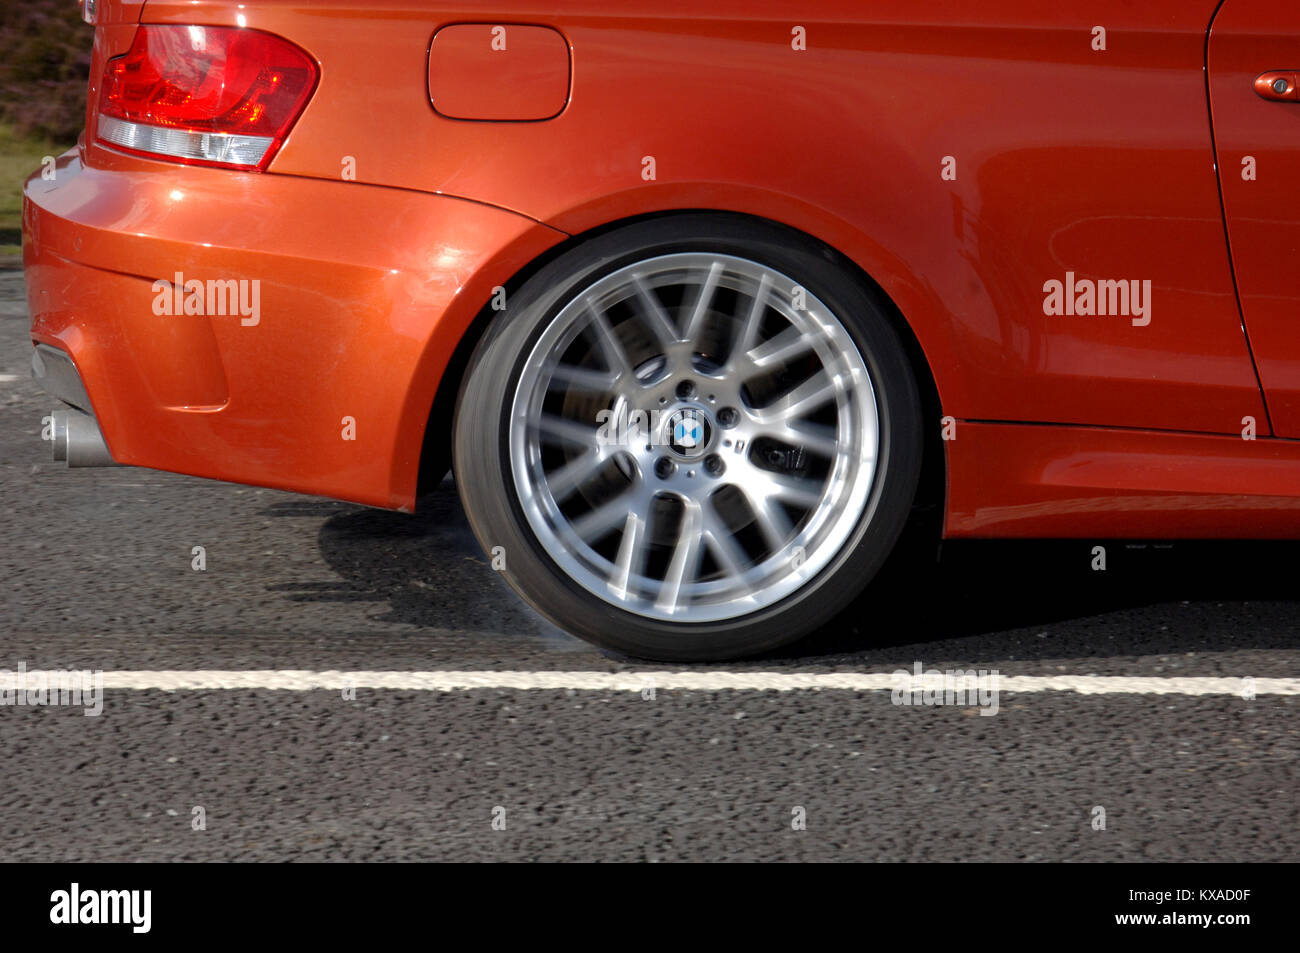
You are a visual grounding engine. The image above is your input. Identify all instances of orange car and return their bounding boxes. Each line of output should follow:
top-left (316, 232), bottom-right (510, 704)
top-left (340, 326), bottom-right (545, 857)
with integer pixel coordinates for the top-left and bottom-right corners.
top-left (23, 0), bottom-right (1300, 659)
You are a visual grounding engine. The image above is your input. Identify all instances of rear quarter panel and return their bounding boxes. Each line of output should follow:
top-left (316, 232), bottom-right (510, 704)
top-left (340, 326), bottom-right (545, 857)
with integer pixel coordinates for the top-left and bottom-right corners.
top-left (138, 0), bottom-right (1268, 436)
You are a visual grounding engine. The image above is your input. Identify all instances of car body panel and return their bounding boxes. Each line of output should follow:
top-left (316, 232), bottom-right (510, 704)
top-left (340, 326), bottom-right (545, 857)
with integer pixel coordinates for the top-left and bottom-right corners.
top-left (24, 149), bottom-right (564, 509)
top-left (947, 422), bottom-right (1300, 538)
top-left (1208, 3), bottom-right (1300, 437)
top-left (22, 0), bottom-right (1300, 538)
top-left (147, 0), bottom-right (1269, 435)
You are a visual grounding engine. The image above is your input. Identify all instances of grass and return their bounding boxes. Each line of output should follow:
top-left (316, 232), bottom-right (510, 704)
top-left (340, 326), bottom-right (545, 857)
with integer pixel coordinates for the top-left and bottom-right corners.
top-left (0, 121), bottom-right (73, 258)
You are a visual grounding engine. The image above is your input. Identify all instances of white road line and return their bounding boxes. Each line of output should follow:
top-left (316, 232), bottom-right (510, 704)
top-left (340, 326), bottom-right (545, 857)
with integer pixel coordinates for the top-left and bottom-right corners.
top-left (0, 373), bottom-right (19, 382)
top-left (0, 670), bottom-right (1295, 695)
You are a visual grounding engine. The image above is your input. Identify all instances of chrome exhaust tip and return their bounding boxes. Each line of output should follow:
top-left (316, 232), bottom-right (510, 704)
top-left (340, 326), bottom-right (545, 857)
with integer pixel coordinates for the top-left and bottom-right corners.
top-left (50, 409), bottom-right (119, 467)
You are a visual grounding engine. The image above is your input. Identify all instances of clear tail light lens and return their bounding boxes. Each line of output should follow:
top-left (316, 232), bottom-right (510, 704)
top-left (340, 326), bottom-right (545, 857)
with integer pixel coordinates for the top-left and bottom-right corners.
top-left (96, 25), bottom-right (318, 171)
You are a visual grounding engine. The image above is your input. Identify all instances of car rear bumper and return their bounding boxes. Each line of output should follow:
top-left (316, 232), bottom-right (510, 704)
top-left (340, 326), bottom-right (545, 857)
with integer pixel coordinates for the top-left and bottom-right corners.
top-left (23, 146), bottom-right (564, 509)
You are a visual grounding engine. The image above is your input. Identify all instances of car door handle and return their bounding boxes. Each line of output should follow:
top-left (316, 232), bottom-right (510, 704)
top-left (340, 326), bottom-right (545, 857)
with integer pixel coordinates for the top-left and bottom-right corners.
top-left (1255, 71), bottom-right (1299, 101)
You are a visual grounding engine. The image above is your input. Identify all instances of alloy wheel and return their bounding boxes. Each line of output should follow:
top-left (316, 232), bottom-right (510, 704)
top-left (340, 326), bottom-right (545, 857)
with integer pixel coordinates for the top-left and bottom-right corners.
top-left (508, 252), bottom-right (880, 623)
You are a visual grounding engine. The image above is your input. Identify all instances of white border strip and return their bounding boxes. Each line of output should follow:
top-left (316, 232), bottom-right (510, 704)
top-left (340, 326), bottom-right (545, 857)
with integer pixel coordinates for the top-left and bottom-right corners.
top-left (0, 670), bottom-right (1294, 696)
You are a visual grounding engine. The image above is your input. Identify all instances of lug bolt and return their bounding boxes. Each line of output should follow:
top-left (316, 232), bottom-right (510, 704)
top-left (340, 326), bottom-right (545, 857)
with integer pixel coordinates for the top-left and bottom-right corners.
top-left (675, 380), bottom-right (695, 399)
top-left (654, 457), bottom-right (676, 479)
top-left (717, 407), bottom-right (739, 428)
top-left (704, 454), bottom-right (725, 477)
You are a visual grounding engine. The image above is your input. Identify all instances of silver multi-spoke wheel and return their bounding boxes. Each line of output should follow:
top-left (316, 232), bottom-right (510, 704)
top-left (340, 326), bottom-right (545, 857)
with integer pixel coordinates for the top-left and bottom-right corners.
top-left (508, 252), bottom-right (880, 623)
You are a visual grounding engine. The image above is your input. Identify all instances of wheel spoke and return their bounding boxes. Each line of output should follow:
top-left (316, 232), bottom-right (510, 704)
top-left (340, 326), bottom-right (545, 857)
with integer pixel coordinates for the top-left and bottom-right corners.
top-left (681, 260), bottom-right (724, 344)
top-left (571, 493), bottom-right (637, 542)
top-left (586, 303), bottom-right (635, 380)
top-left (733, 272), bottom-right (772, 362)
top-left (746, 324), bottom-right (814, 369)
top-left (737, 485), bottom-right (795, 552)
top-left (535, 413), bottom-right (600, 449)
top-left (771, 421), bottom-right (841, 458)
top-left (609, 510), bottom-right (654, 600)
top-left (546, 448), bottom-right (604, 502)
top-left (631, 274), bottom-right (681, 348)
top-left (702, 509), bottom-right (749, 581)
top-left (761, 470), bottom-right (825, 509)
top-left (549, 362), bottom-right (620, 394)
top-left (655, 501), bottom-right (703, 614)
top-left (759, 370), bottom-right (836, 422)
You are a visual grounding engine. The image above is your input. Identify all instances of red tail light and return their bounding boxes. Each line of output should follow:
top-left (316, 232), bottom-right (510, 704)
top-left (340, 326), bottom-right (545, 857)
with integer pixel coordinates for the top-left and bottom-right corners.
top-left (96, 25), bottom-right (318, 171)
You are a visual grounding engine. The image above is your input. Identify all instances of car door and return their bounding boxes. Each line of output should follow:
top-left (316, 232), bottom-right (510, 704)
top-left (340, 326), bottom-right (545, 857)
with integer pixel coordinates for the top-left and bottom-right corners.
top-left (1209, 0), bottom-right (1300, 437)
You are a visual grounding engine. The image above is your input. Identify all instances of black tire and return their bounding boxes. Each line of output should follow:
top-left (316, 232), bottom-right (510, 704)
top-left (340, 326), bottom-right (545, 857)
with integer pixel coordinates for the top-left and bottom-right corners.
top-left (453, 214), bottom-right (923, 661)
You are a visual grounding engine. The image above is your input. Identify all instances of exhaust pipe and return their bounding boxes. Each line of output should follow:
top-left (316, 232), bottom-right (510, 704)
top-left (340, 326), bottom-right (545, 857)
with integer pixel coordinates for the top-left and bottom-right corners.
top-left (50, 409), bottom-right (120, 467)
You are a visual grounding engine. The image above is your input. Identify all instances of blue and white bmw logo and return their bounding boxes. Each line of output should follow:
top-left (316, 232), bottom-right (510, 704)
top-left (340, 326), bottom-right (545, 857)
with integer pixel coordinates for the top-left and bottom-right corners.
top-left (675, 414), bottom-right (702, 447)
top-left (666, 408), bottom-right (711, 457)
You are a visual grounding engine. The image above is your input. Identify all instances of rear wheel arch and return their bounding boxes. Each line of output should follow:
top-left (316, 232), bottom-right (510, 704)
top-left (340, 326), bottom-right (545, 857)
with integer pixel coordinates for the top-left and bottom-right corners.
top-left (417, 208), bottom-right (947, 526)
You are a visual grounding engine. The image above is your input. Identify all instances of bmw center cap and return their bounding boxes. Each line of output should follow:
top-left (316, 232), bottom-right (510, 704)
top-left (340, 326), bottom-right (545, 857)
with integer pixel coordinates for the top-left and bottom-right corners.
top-left (665, 407), bottom-right (713, 459)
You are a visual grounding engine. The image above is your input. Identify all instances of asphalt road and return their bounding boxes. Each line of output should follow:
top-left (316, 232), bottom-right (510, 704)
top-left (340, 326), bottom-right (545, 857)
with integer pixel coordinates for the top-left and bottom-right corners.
top-left (0, 269), bottom-right (1296, 862)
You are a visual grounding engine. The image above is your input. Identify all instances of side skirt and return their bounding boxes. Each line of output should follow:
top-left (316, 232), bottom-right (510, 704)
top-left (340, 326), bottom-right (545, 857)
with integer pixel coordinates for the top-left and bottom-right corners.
top-left (946, 421), bottom-right (1300, 538)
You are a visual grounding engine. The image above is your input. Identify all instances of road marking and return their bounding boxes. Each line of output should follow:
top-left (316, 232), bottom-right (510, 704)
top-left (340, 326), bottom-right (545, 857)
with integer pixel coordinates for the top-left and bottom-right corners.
top-left (0, 670), bottom-right (1294, 695)
top-left (0, 373), bottom-right (19, 382)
